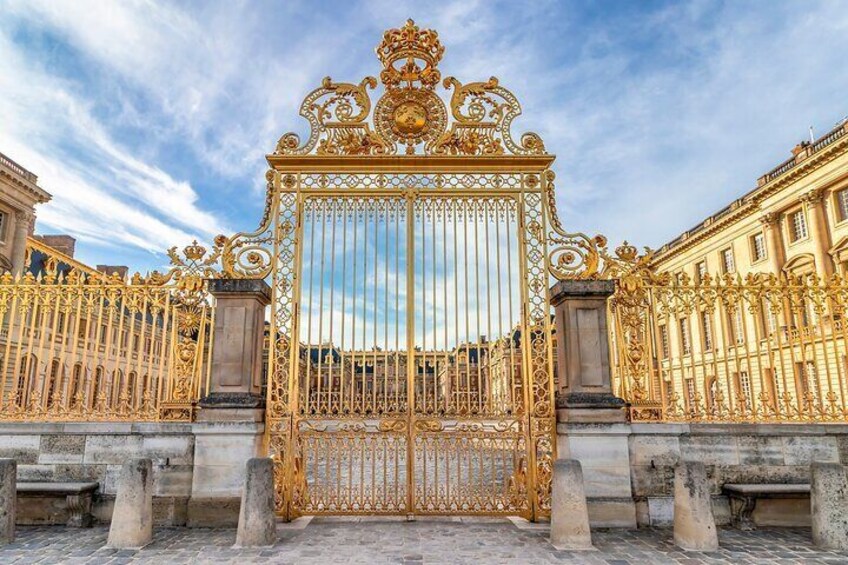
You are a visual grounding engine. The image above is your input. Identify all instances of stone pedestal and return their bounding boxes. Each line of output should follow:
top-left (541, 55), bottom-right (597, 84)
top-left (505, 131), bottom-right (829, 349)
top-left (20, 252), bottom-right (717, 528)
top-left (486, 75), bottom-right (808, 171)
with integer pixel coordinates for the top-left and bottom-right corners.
top-left (550, 459), bottom-right (593, 550)
top-left (673, 461), bottom-right (718, 551)
top-left (811, 462), bottom-right (848, 551)
top-left (235, 458), bottom-right (277, 547)
top-left (552, 280), bottom-right (635, 527)
top-left (0, 459), bottom-right (15, 545)
top-left (107, 458), bottom-right (153, 549)
top-left (189, 278), bottom-right (270, 527)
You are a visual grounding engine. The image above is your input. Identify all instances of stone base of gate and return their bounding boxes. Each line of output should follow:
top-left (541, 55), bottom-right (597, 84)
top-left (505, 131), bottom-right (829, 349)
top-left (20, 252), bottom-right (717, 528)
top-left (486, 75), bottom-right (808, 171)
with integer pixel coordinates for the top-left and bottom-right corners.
top-left (188, 421), bottom-right (264, 527)
top-left (556, 422), bottom-right (637, 528)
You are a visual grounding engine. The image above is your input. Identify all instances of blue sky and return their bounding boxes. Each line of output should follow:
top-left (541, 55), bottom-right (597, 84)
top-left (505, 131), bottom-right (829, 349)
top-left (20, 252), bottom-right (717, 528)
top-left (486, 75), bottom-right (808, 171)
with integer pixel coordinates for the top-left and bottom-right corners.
top-left (2, 0), bottom-right (848, 275)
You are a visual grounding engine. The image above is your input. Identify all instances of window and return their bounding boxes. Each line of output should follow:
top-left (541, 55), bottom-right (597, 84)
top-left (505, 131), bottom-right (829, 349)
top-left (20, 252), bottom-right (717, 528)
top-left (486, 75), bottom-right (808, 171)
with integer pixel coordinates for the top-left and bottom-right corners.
top-left (0, 210), bottom-right (6, 241)
top-left (696, 261), bottom-right (707, 283)
top-left (838, 189), bottom-right (848, 222)
top-left (751, 232), bottom-right (766, 262)
top-left (679, 318), bottom-right (691, 356)
top-left (796, 361), bottom-right (820, 405)
top-left (790, 209), bottom-right (808, 242)
top-left (685, 378), bottom-right (697, 409)
top-left (728, 308), bottom-right (745, 345)
top-left (721, 247), bottom-right (735, 274)
top-left (659, 325), bottom-right (669, 359)
top-left (701, 311), bottom-right (713, 351)
top-left (737, 371), bottom-right (753, 410)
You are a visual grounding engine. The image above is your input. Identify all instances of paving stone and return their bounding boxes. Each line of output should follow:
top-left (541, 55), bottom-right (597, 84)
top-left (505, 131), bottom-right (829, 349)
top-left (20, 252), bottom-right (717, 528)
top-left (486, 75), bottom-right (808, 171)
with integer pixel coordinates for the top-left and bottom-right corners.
top-left (0, 522), bottom-right (846, 563)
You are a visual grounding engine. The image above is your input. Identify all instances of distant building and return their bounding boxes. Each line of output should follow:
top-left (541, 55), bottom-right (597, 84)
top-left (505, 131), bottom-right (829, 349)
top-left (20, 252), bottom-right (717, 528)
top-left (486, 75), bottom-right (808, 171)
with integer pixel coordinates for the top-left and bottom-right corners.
top-left (0, 151), bottom-right (51, 274)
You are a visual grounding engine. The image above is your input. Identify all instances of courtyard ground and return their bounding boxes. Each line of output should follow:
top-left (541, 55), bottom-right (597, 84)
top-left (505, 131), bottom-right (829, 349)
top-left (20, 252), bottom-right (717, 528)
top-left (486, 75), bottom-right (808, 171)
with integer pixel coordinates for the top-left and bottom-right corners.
top-left (0, 517), bottom-right (845, 564)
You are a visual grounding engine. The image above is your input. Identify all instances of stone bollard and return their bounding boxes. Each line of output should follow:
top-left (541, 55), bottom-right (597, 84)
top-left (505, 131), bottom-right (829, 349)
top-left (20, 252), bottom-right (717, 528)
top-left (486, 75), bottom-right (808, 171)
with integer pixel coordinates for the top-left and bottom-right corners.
top-left (107, 458), bottom-right (153, 549)
top-left (673, 461), bottom-right (718, 551)
top-left (0, 459), bottom-right (16, 545)
top-left (811, 462), bottom-right (848, 551)
top-left (550, 459), bottom-right (593, 550)
top-left (235, 458), bottom-right (277, 547)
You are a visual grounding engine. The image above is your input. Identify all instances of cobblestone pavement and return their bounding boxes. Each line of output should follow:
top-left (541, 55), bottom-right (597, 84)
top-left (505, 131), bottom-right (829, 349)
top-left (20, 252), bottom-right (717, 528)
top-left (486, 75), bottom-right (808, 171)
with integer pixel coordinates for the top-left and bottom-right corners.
top-left (1, 518), bottom-right (847, 564)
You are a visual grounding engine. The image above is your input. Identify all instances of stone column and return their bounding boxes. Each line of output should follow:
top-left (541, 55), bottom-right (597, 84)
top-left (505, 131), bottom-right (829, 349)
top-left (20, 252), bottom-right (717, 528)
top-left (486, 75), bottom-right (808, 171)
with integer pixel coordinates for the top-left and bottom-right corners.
top-left (235, 458), bottom-right (277, 547)
top-left (10, 211), bottom-right (30, 276)
top-left (0, 459), bottom-right (15, 545)
top-left (551, 279), bottom-right (635, 527)
top-left (107, 458), bottom-right (153, 549)
top-left (811, 462), bottom-right (848, 551)
top-left (673, 461), bottom-right (718, 551)
top-left (189, 278), bottom-right (271, 527)
top-left (801, 189), bottom-right (834, 279)
top-left (550, 459), bottom-right (593, 550)
top-left (759, 212), bottom-right (786, 275)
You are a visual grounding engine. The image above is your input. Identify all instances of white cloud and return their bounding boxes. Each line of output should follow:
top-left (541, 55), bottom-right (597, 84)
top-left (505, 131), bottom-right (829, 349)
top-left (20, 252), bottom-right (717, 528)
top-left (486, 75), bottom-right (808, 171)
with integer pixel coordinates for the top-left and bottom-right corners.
top-left (0, 27), bottom-right (225, 253)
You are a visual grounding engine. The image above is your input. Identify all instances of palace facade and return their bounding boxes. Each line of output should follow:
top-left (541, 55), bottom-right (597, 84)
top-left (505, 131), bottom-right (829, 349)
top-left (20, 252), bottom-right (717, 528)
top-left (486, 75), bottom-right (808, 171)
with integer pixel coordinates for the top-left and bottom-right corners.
top-left (629, 119), bottom-right (848, 419)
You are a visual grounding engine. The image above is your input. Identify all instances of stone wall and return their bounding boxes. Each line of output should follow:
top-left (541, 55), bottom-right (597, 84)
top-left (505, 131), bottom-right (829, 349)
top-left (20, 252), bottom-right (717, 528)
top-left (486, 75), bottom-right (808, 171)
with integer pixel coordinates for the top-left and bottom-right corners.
top-left (0, 422), bottom-right (195, 525)
top-left (628, 422), bottom-right (848, 527)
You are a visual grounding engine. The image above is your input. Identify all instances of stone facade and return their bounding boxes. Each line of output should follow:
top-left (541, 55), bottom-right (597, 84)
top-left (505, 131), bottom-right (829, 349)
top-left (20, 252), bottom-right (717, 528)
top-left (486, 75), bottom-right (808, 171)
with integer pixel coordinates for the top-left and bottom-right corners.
top-left (0, 423), bottom-right (194, 526)
top-left (628, 422), bottom-right (848, 527)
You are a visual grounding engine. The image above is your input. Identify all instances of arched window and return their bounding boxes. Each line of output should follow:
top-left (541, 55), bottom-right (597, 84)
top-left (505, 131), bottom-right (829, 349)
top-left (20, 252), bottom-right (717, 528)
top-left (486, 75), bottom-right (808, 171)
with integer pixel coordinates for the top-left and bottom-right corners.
top-left (128, 371), bottom-right (138, 407)
top-left (70, 363), bottom-right (83, 405)
top-left (46, 360), bottom-right (62, 407)
top-left (91, 366), bottom-right (105, 409)
top-left (16, 354), bottom-right (38, 407)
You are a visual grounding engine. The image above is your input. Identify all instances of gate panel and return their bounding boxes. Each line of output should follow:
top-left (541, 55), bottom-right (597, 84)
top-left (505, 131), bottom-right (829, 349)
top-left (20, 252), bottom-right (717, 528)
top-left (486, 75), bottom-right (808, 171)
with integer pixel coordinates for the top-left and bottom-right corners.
top-left (295, 196), bottom-right (410, 514)
top-left (410, 197), bottom-right (529, 515)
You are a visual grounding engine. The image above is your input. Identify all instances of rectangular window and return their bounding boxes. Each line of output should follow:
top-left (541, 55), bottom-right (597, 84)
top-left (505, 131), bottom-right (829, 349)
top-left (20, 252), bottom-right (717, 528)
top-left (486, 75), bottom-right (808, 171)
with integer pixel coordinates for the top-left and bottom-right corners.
top-left (790, 209), bottom-right (808, 242)
top-left (659, 325), bottom-right (669, 359)
top-left (737, 371), bottom-right (753, 409)
top-left (751, 233), bottom-right (766, 262)
top-left (838, 189), bottom-right (848, 222)
top-left (701, 311), bottom-right (713, 351)
top-left (696, 261), bottom-right (707, 283)
top-left (679, 318), bottom-right (691, 356)
top-left (721, 247), bottom-right (735, 274)
top-left (728, 308), bottom-right (745, 345)
top-left (798, 361), bottom-right (820, 403)
top-left (0, 210), bottom-right (6, 242)
top-left (685, 378), bottom-right (697, 409)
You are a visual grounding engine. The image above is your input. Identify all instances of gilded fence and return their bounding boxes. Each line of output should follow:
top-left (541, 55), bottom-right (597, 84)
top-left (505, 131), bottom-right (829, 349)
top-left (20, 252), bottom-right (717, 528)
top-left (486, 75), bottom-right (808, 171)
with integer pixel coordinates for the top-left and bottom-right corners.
top-left (0, 239), bottom-right (219, 422)
top-left (608, 253), bottom-right (848, 423)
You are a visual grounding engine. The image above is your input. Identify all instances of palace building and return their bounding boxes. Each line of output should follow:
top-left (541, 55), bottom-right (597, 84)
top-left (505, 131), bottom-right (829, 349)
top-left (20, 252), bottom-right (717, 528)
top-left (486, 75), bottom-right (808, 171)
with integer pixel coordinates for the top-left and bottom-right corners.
top-left (623, 119), bottom-right (848, 420)
top-left (651, 119), bottom-right (848, 278)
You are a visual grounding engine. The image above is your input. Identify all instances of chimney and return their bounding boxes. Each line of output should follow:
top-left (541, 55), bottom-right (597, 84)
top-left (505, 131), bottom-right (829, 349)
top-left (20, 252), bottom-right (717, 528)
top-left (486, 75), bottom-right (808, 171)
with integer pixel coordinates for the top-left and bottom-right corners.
top-left (97, 265), bottom-right (128, 280)
top-left (34, 234), bottom-right (76, 258)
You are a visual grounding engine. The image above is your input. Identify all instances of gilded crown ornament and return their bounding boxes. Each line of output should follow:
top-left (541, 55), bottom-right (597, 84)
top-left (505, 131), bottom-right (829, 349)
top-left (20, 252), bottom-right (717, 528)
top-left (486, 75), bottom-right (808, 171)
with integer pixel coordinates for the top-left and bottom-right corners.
top-left (376, 19), bottom-right (445, 90)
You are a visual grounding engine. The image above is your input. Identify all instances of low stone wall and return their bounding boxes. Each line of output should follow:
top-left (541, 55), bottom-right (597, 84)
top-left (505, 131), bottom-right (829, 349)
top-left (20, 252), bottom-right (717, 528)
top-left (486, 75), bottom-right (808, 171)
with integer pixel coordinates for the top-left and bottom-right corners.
top-left (0, 422), bottom-right (195, 526)
top-left (629, 423), bottom-right (848, 527)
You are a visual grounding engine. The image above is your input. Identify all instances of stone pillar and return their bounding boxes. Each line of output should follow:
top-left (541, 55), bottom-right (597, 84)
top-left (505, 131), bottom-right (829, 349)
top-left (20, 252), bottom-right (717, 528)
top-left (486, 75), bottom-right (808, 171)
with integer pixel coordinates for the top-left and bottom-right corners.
top-left (235, 458), bottom-right (276, 547)
top-left (759, 212), bottom-right (786, 275)
top-left (200, 278), bottom-right (271, 417)
top-left (673, 461), bottom-right (718, 551)
top-left (801, 189), bottom-right (834, 279)
top-left (189, 278), bottom-right (270, 527)
top-left (551, 279), bottom-right (635, 527)
top-left (108, 458), bottom-right (153, 549)
top-left (550, 459), bottom-right (593, 550)
top-left (811, 462), bottom-right (848, 551)
top-left (10, 211), bottom-right (30, 276)
top-left (0, 459), bottom-right (15, 545)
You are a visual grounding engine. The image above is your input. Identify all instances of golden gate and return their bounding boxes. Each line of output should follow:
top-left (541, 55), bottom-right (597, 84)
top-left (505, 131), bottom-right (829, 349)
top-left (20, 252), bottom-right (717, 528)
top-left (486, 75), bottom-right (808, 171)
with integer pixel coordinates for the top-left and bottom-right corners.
top-left (217, 20), bottom-right (605, 520)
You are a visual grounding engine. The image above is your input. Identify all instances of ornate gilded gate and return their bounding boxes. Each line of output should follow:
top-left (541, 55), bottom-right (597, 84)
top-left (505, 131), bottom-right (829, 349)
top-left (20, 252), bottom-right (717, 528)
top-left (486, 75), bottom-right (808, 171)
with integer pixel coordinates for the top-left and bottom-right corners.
top-left (217, 20), bottom-right (605, 520)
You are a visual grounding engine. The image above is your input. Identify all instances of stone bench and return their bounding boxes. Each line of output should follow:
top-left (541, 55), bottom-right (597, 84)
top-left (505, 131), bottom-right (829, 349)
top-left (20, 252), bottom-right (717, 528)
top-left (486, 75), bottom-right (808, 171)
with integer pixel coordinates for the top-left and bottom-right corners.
top-left (723, 483), bottom-right (811, 531)
top-left (17, 482), bottom-right (99, 527)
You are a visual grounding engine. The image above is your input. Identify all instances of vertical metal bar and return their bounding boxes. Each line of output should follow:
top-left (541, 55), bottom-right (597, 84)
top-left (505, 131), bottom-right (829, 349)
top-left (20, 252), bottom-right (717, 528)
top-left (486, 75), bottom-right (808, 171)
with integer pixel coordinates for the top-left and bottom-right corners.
top-left (405, 193), bottom-right (416, 516)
